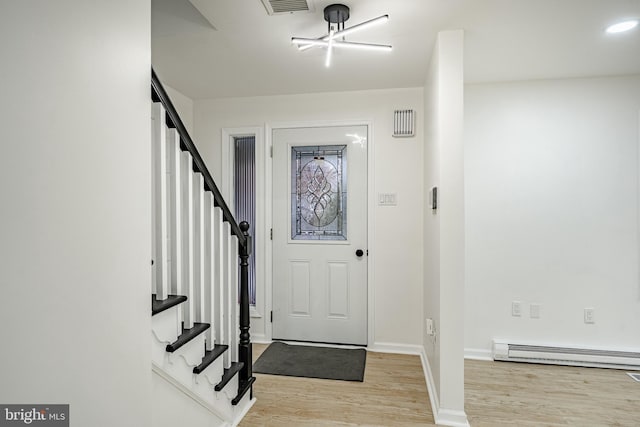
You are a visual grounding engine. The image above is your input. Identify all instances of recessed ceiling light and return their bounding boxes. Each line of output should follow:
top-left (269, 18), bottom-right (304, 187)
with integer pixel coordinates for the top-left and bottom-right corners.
top-left (606, 19), bottom-right (639, 34)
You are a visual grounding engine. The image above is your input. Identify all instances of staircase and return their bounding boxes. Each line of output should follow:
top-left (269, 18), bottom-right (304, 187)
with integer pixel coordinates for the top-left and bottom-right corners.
top-left (150, 69), bottom-right (255, 427)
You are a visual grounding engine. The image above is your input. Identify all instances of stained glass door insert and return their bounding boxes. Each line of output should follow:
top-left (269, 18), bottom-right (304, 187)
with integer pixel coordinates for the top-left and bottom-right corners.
top-left (291, 145), bottom-right (347, 240)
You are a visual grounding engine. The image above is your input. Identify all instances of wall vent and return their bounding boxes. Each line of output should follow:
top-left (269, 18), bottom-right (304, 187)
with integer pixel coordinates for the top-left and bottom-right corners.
top-left (260, 0), bottom-right (314, 15)
top-left (493, 340), bottom-right (640, 370)
top-left (393, 109), bottom-right (414, 138)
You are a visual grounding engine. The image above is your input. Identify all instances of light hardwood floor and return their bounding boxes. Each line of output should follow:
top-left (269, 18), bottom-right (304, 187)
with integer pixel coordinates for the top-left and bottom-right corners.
top-left (465, 358), bottom-right (640, 427)
top-left (240, 344), bottom-right (640, 426)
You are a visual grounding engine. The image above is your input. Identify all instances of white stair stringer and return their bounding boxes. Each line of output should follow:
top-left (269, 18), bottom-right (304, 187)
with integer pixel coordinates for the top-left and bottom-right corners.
top-left (152, 364), bottom-right (230, 427)
top-left (151, 330), bottom-right (254, 425)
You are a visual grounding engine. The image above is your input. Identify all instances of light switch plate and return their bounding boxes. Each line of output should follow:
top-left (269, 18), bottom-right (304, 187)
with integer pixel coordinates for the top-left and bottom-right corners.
top-left (378, 193), bottom-right (397, 206)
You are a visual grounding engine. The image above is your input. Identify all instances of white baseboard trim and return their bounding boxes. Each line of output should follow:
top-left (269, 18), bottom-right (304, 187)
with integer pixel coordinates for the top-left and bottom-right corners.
top-left (254, 340), bottom-right (418, 353)
top-left (464, 347), bottom-right (492, 361)
top-left (368, 341), bottom-right (423, 355)
top-left (418, 348), bottom-right (470, 427)
top-left (437, 408), bottom-right (472, 427)
top-left (418, 348), bottom-right (440, 424)
top-left (251, 334), bottom-right (269, 344)
top-left (231, 398), bottom-right (256, 427)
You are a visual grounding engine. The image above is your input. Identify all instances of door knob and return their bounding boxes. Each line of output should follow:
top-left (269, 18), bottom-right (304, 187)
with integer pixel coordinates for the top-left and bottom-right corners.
top-left (355, 249), bottom-right (364, 257)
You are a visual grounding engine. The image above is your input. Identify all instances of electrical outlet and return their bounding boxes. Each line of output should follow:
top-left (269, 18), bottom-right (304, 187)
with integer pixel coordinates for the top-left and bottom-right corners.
top-left (512, 301), bottom-right (522, 317)
top-left (584, 308), bottom-right (595, 324)
top-left (530, 303), bottom-right (540, 319)
top-left (425, 318), bottom-right (434, 336)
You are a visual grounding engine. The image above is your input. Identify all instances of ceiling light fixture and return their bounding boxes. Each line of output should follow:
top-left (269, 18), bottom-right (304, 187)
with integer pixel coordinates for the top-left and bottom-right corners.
top-left (292, 4), bottom-right (391, 67)
top-left (605, 19), bottom-right (639, 34)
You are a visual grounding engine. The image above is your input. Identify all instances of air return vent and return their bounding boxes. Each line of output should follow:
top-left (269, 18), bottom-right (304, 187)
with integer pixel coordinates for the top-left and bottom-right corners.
top-left (260, 0), bottom-right (314, 15)
top-left (393, 109), bottom-right (415, 138)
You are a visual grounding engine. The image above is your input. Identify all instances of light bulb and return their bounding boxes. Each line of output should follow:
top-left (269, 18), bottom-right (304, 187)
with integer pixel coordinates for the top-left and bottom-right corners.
top-left (606, 20), bottom-right (639, 33)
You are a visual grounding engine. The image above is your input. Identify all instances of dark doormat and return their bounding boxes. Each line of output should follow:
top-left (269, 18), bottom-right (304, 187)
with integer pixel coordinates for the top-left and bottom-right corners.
top-left (253, 341), bottom-right (366, 382)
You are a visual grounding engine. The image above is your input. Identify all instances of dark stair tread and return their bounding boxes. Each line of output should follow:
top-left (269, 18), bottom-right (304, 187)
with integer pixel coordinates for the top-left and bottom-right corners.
top-left (152, 294), bottom-right (187, 316)
top-left (214, 362), bottom-right (245, 391)
top-left (232, 376), bottom-right (256, 405)
top-left (193, 344), bottom-right (229, 374)
top-left (166, 323), bottom-right (210, 353)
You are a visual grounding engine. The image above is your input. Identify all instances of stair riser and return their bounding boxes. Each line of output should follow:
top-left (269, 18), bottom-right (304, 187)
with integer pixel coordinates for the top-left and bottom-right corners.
top-left (217, 374), bottom-right (239, 401)
top-left (167, 334), bottom-right (206, 367)
top-left (201, 357), bottom-right (225, 387)
top-left (152, 306), bottom-right (181, 343)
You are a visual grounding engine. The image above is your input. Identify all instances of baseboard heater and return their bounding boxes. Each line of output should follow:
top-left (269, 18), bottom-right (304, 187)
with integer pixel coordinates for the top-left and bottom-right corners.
top-left (492, 340), bottom-right (640, 370)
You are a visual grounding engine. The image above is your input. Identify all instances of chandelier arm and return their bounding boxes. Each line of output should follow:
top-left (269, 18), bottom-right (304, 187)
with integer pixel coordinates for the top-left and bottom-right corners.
top-left (332, 41), bottom-right (392, 51)
top-left (332, 15), bottom-right (389, 40)
top-left (293, 38), bottom-right (392, 52)
top-left (325, 28), bottom-right (335, 67)
top-left (294, 36), bottom-right (326, 51)
top-left (294, 14), bottom-right (389, 52)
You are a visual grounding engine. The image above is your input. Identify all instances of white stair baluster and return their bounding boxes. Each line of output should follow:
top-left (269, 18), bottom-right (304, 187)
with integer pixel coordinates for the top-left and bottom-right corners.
top-left (222, 221), bottom-right (232, 367)
top-left (164, 128), bottom-right (173, 296)
top-left (168, 129), bottom-right (182, 298)
top-left (203, 192), bottom-right (215, 350)
top-left (151, 105), bottom-right (156, 295)
top-left (193, 173), bottom-right (205, 323)
top-left (151, 103), bottom-right (169, 300)
top-left (181, 152), bottom-right (195, 329)
top-left (212, 206), bottom-right (225, 350)
top-left (230, 235), bottom-right (239, 363)
top-left (167, 128), bottom-right (182, 337)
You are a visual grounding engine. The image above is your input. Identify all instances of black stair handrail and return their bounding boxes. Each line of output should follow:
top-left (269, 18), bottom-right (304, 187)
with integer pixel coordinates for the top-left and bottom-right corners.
top-left (151, 68), bottom-right (254, 396)
top-left (151, 68), bottom-right (246, 248)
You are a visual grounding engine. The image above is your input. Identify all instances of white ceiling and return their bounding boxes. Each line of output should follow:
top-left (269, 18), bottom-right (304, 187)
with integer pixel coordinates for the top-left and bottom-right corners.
top-left (151, 0), bottom-right (640, 99)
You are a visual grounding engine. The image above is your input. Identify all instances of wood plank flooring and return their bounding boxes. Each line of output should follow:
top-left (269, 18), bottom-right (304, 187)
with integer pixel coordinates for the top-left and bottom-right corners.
top-left (240, 344), bottom-right (640, 426)
top-left (465, 359), bottom-right (640, 427)
top-left (240, 344), bottom-right (434, 426)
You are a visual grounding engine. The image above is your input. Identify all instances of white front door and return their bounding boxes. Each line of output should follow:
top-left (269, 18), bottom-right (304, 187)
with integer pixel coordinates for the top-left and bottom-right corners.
top-left (272, 125), bottom-right (368, 345)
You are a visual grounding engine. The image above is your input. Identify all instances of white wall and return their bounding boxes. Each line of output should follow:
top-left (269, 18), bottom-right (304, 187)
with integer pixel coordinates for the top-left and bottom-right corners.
top-left (423, 30), bottom-right (467, 426)
top-left (424, 35), bottom-right (442, 395)
top-left (465, 75), bottom-right (640, 355)
top-left (0, 2), bottom-right (152, 426)
top-left (151, 373), bottom-right (224, 427)
top-left (165, 84), bottom-right (194, 135)
top-left (193, 88), bottom-right (425, 348)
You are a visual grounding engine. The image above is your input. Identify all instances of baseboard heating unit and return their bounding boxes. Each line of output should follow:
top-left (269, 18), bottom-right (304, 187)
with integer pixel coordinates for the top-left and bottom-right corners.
top-left (492, 340), bottom-right (640, 370)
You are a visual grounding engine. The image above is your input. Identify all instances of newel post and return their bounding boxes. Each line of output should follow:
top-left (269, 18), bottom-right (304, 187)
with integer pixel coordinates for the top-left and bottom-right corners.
top-left (238, 221), bottom-right (253, 386)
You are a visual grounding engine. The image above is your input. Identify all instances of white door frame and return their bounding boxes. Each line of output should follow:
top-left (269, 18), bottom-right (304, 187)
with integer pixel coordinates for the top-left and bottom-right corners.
top-left (266, 120), bottom-right (376, 346)
top-left (222, 126), bottom-right (266, 324)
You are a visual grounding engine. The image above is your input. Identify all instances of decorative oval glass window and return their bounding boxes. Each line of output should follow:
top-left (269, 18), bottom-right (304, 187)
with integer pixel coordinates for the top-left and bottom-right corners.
top-left (291, 145), bottom-right (347, 240)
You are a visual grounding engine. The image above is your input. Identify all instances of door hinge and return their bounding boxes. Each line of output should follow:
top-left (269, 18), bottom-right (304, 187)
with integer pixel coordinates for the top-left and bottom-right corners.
top-left (270, 146), bottom-right (273, 158)
top-left (270, 228), bottom-right (273, 240)
top-left (270, 311), bottom-right (273, 323)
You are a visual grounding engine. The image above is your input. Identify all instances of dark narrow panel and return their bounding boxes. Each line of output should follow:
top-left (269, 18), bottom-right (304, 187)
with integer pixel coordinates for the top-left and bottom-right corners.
top-left (234, 136), bottom-right (257, 305)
